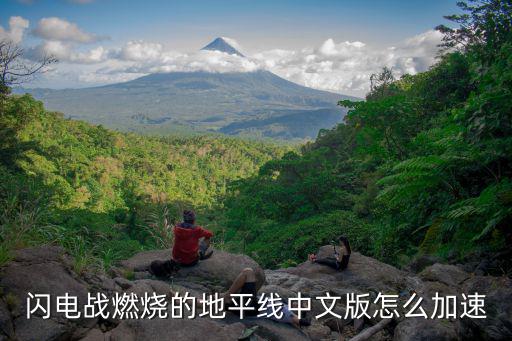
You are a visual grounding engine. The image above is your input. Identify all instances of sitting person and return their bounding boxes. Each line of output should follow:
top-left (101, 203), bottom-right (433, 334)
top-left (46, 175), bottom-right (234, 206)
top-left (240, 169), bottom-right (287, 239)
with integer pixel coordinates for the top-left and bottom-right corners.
top-left (172, 209), bottom-right (214, 266)
top-left (221, 268), bottom-right (311, 328)
top-left (308, 235), bottom-right (351, 271)
top-left (150, 210), bottom-right (213, 278)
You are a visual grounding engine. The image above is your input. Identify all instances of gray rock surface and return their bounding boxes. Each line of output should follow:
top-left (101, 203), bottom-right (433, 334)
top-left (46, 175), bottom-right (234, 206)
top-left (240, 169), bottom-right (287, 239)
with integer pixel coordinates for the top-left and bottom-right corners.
top-left (79, 328), bottom-right (108, 341)
top-left (119, 248), bottom-right (266, 291)
top-left (393, 319), bottom-right (457, 341)
top-left (0, 300), bottom-right (14, 339)
top-left (222, 313), bottom-right (312, 340)
top-left (405, 254), bottom-right (442, 273)
top-left (110, 318), bottom-right (246, 341)
top-left (457, 275), bottom-right (512, 340)
top-left (419, 263), bottom-right (471, 287)
top-left (285, 248), bottom-right (407, 293)
top-left (0, 245), bottom-right (96, 341)
top-left (1, 244), bottom-right (511, 341)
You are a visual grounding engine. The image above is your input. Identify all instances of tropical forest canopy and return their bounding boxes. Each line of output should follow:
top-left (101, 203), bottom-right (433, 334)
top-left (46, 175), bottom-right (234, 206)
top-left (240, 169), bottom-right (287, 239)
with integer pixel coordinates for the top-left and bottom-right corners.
top-left (0, 95), bottom-right (286, 270)
top-left (0, 1), bottom-right (511, 274)
top-left (221, 0), bottom-right (512, 269)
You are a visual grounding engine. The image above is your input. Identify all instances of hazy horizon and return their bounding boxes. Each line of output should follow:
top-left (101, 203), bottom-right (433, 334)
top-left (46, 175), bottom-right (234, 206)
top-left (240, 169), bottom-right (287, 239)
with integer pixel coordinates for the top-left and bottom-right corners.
top-left (2, 0), bottom-right (461, 97)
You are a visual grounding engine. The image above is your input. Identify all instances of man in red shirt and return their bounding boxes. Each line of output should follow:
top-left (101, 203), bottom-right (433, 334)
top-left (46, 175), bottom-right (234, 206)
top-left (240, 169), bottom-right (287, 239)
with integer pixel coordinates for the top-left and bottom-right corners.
top-left (172, 210), bottom-right (213, 266)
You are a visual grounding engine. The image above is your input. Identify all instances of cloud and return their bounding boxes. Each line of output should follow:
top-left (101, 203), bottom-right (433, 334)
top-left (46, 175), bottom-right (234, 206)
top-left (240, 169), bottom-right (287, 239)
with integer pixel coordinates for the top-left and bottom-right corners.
top-left (29, 30), bottom-right (443, 96)
top-left (100, 31), bottom-right (442, 96)
top-left (27, 41), bottom-right (108, 64)
top-left (32, 17), bottom-right (105, 43)
top-left (157, 50), bottom-right (259, 73)
top-left (252, 30), bottom-right (443, 95)
top-left (0, 16), bottom-right (30, 43)
top-left (112, 41), bottom-right (164, 62)
top-left (22, 17), bottom-right (107, 64)
top-left (78, 70), bottom-right (141, 84)
top-left (108, 40), bottom-right (259, 74)
top-left (318, 38), bottom-right (366, 56)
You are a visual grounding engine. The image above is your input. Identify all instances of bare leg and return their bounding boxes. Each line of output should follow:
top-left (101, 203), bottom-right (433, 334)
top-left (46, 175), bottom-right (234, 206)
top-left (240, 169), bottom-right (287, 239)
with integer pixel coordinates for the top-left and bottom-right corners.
top-left (223, 268), bottom-right (255, 302)
top-left (314, 256), bottom-right (339, 270)
top-left (203, 237), bottom-right (211, 248)
top-left (199, 238), bottom-right (213, 259)
top-left (291, 315), bottom-right (300, 328)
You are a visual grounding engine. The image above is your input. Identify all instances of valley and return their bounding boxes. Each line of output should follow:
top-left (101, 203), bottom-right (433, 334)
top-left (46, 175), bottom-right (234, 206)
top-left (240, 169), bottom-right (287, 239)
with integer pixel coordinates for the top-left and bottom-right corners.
top-left (17, 39), bottom-right (358, 140)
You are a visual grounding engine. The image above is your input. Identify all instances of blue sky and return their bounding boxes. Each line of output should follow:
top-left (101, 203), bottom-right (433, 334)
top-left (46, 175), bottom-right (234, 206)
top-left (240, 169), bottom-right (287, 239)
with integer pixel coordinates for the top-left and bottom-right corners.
top-left (1, 0), bottom-right (462, 96)
top-left (3, 0), bottom-right (459, 50)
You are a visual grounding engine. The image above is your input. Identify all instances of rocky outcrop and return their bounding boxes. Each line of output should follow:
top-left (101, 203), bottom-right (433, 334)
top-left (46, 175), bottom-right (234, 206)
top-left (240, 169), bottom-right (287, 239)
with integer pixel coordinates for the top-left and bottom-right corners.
top-left (284, 247), bottom-right (407, 292)
top-left (0, 246), bottom-right (97, 341)
top-left (110, 318), bottom-right (246, 341)
top-left (262, 249), bottom-right (401, 340)
top-left (119, 248), bottom-right (266, 292)
top-left (457, 275), bottom-right (512, 340)
top-left (0, 244), bottom-right (510, 341)
top-left (393, 319), bottom-right (457, 341)
top-left (223, 315), bottom-right (311, 341)
top-left (419, 263), bottom-right (471, 287)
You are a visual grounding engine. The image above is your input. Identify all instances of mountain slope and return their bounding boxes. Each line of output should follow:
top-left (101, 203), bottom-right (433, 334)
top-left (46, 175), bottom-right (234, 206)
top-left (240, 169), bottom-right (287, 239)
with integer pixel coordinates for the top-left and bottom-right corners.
top-left (220, 107), bottom-right (344, 139)
top-left (21, 70), bottom-right (355, 139)
top-left (201, 37), bottom-right (244, 56)
top-left (18, 38), bottom-right (358, 140)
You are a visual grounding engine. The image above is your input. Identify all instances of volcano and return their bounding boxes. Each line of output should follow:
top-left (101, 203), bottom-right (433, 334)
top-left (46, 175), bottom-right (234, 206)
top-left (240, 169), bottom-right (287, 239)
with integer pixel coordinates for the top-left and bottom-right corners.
top-left (18, 38), bottom-right (358, 140)
top-left (201, 37), bottom-right (245, 57)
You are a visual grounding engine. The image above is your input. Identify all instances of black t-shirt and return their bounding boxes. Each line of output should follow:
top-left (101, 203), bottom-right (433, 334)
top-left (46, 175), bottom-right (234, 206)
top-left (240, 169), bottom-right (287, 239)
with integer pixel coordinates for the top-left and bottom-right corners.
top-left (339, 254), bottom-right (350, 270)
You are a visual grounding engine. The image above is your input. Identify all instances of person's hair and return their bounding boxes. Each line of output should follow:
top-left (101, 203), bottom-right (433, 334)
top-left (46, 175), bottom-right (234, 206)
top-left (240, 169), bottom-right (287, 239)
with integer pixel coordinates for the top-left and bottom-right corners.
top-left (183, 210), bottom-right (195, 223)
top-left (338, 235), bottom-right (351, 254)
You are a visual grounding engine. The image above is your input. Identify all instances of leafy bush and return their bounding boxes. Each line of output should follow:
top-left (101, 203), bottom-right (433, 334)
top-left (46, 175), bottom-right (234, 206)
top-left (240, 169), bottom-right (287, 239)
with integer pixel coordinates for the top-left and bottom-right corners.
top-left (222, 1), bottom-right (512, 268)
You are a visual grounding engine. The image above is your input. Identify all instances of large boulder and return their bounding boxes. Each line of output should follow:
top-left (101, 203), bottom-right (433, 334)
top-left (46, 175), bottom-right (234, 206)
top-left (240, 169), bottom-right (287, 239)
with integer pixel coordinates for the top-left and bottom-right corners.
top-left (110, 317), bottom-right (246, 341)
top-left (0, 299), bottom-right (14, 339)
top-left (119, 248), bottom-right (266, 292)
top-left (79, 328), bottom-right (109, 341)
top-left (405, 254), bottom-right (442, 273)
top-left (4, 243), bottom-right (511, 341)
top-left (393, 319), bottom-right (457, 341)
top-left (457, 275), bottom-right (512, 340)
top-left (403, 274), bottom-right (460, 315)
top-left (419, 264), bottom-right (470, 287)
top-left (126, 279), bottom-right (172, 298)
top-left (284, 247), bottom-right (407, 293)
top-left (244, 318), bottom-right (311, 340)
top-left (119, 249), bottom-right (170, 272)
top-left (264, 269), bottom-right (357, 322)
top-left (222, 314), bottom-right (311, 341)
top-left (0, 245), bottom-right (97, 341)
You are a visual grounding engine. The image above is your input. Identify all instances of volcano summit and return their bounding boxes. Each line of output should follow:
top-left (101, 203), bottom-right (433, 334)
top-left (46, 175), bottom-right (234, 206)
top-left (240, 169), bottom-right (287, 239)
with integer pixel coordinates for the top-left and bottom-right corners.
top-left (201, 37), bottom-right (245, 57)
top-left (18, 38), bottom-right (356, 140)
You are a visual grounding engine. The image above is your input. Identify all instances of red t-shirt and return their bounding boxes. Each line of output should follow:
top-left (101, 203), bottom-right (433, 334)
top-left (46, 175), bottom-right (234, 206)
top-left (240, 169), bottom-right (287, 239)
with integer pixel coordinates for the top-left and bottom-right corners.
top-left (172, 224), bottom-right (213, 265)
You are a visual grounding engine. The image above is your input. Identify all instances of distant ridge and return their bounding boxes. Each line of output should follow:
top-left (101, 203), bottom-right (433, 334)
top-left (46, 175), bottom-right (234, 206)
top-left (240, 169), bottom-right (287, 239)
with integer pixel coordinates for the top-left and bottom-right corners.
top-left (201, 37), bottom-right (244, 57)
top-left (17, 38), bottom-right (360, 140)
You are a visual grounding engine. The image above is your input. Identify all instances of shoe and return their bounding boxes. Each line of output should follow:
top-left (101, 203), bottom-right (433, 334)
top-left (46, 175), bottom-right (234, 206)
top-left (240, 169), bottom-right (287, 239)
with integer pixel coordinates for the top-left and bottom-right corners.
top-left (299, 316), bottom-right (311, 327)
top-left (168, 259), bottom-right (181, 274)
top-left (199, 250), bottom-right (214, 260)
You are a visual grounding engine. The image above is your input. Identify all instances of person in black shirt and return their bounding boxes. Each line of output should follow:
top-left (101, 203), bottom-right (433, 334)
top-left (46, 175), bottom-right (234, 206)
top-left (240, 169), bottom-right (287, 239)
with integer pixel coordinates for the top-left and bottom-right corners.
top-left (219, 268), bottom-right (311, 328)
top-left (308, 236), bottom-right (351, 271)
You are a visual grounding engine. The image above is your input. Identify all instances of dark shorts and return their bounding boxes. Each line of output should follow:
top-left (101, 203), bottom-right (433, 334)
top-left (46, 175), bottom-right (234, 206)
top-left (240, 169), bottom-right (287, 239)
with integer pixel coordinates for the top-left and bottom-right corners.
top-left (315, 254), bottom-right (350, 271)
top-left (231, 281), bottom-right (258, 317)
